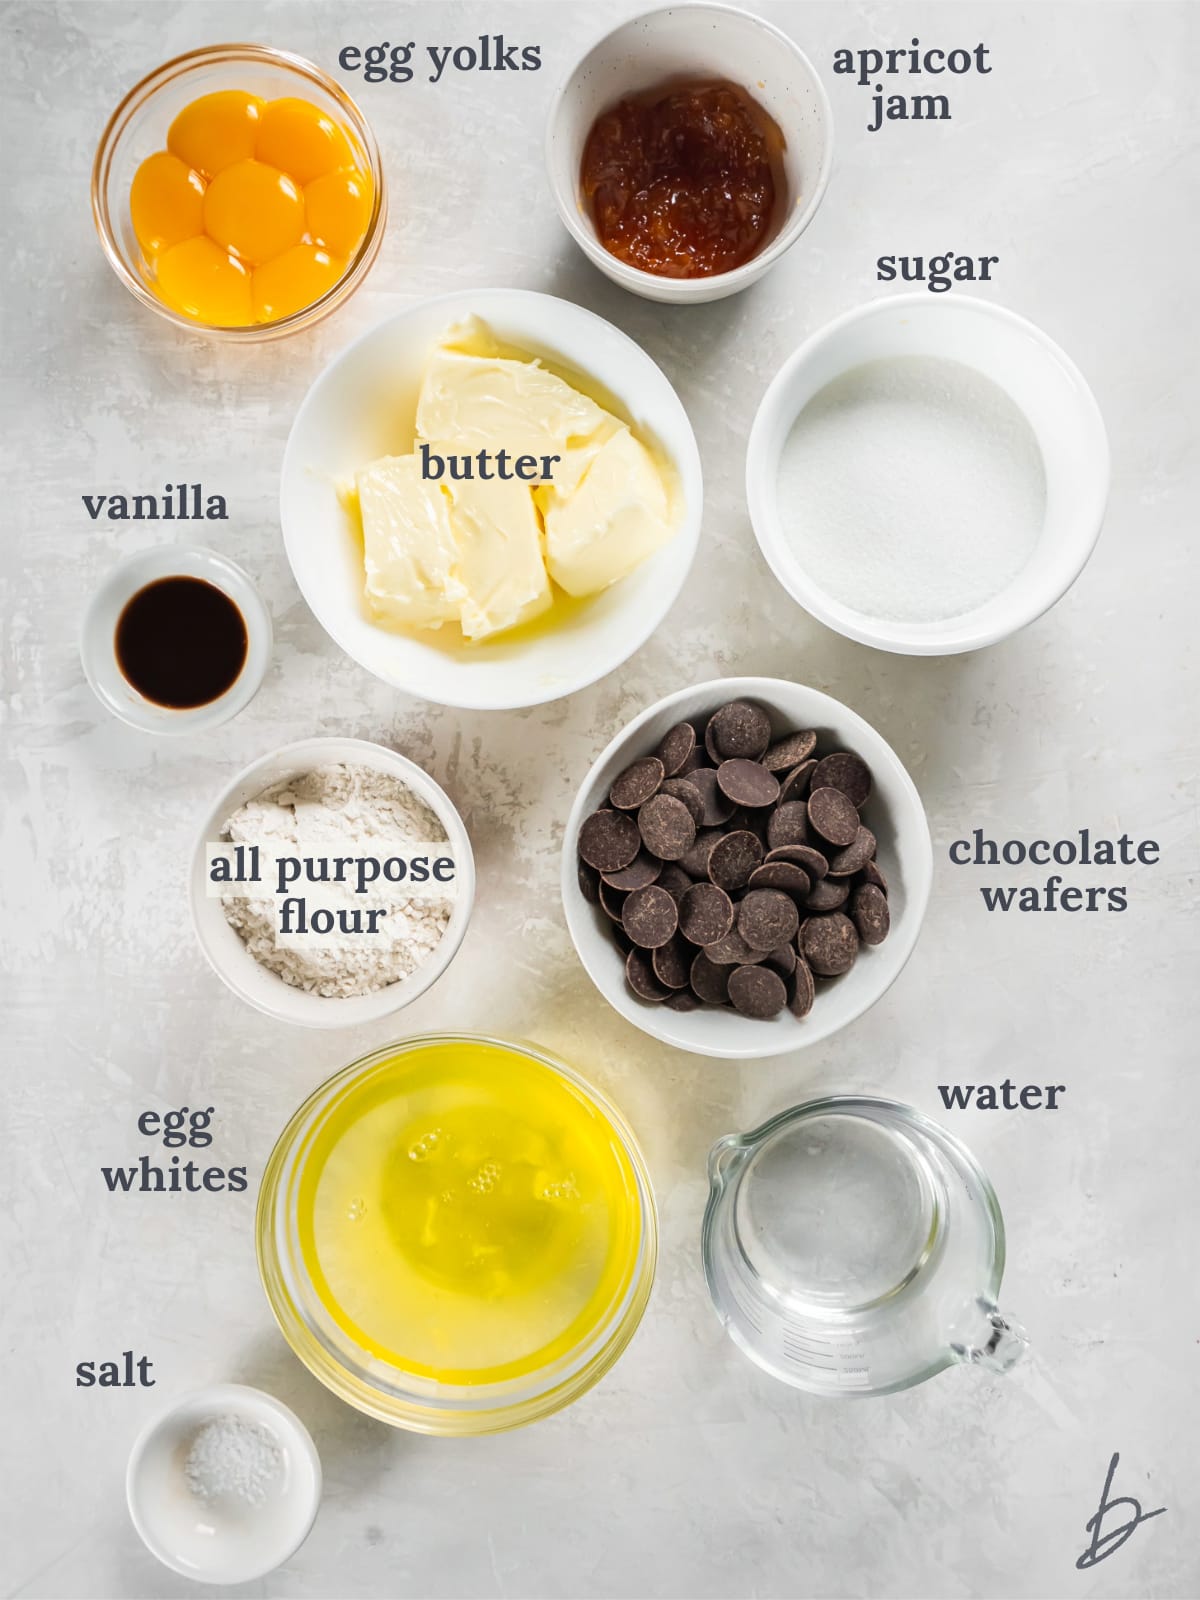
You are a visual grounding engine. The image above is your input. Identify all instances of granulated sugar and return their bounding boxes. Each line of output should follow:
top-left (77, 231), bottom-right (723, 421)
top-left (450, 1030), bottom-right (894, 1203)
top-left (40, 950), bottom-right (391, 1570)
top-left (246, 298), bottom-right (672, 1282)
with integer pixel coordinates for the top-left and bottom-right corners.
top-left (777, 355), bottom-right (1046, 623)
top-left (184, 1414), bottom-right (282, 1506)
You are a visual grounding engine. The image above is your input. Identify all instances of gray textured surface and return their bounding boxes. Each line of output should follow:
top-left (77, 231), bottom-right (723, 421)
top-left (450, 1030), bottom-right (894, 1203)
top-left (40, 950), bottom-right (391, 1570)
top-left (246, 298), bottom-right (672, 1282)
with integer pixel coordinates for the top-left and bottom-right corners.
top-left (1, 3), bottom-right (1197, 1598)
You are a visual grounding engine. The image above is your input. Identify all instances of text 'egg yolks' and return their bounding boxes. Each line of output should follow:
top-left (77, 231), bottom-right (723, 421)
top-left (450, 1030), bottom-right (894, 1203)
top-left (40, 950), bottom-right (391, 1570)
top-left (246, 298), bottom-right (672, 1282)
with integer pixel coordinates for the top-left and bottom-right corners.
top-left (253, 245), bottom-right (345, 322)
top-left (155, 236), bottom-right (253, 326)
top-left (304, 169), bottom-right (372, 257)
top-left (130, 151), bottom-right (205, 256)
top-left (256, 97), bottom-right (356, 184)
top-left (203, 159), bottom-right (305, 265)
top-left (167, 90), bottom-right (263, 180)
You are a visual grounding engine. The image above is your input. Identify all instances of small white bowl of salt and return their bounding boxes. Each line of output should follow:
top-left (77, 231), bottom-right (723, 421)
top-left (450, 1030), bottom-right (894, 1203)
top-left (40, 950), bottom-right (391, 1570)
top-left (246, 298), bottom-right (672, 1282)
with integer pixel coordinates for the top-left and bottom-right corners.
top-left (126, 1383), bottom-right (321, 1584)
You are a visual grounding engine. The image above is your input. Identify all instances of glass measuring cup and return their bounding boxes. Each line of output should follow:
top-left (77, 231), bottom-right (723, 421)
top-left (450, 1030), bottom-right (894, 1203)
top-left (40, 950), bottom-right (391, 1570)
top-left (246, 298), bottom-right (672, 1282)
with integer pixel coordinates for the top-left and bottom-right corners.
top-left (702, 1097), bottom-right (1028, 1396)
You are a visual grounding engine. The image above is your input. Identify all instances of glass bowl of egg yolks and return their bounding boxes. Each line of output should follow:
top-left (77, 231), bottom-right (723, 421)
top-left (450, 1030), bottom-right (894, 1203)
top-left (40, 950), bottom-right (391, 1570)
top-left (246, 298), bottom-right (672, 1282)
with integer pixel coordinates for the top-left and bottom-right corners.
top-left (92, 44), bottom-right (386, 339)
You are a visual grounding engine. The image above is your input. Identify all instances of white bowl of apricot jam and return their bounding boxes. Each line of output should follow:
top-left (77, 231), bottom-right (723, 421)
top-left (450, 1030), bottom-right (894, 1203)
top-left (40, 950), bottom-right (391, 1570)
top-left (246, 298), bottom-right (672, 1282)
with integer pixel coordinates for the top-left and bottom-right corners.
top-left (92, 44), bottom-right (385, 340)
top-left (546, 3), bottom-right (833, 304)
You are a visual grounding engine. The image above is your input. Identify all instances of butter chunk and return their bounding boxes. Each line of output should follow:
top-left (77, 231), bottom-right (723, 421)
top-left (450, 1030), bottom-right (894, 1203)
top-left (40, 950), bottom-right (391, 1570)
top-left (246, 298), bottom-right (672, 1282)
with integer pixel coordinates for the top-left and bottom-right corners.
top-left (543, 427), bottom-right (675, 598)
top-left (417, 348), bottom-right (613, 456)
top-left (357, 454), bottom-right (463, 630)
top-left (536, 421), bottom-right (623, 503)
top-left (447, 475), bottom-right (552, 640)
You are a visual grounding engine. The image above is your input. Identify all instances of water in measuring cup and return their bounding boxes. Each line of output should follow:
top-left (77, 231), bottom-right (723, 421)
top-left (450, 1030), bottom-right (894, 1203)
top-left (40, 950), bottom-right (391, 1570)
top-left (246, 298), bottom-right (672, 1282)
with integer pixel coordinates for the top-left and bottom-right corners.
top-left (735, 1114), bottom-right (942, 1309)
top-left (704, 1098), bottom-right (1025, 1396)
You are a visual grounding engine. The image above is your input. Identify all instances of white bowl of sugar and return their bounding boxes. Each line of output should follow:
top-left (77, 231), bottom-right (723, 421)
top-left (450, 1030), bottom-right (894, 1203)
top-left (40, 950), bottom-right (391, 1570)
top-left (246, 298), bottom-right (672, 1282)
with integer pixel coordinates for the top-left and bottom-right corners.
top-left (746, 293), bottom-right (1109, 654)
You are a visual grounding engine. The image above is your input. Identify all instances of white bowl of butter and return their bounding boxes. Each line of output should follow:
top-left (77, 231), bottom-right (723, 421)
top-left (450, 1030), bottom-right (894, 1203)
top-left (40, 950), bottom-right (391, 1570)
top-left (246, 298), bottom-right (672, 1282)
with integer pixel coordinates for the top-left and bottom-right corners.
top-left (281, 290), bottom-right (702, 709)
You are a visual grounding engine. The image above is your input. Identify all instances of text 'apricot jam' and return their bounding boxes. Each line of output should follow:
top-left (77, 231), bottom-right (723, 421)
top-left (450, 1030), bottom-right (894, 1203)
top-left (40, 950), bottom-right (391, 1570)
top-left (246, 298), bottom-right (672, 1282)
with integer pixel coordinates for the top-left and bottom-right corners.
top-left (580, 79), bottom-right (784, 279)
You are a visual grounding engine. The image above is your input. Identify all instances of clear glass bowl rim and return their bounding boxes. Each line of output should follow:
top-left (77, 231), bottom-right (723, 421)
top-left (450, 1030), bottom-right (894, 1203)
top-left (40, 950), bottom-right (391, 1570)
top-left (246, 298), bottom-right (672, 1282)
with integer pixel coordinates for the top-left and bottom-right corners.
top-left (91, 41), bottom-right (387, 342)
top-left (256, 1032), bottom-right (659, 1435)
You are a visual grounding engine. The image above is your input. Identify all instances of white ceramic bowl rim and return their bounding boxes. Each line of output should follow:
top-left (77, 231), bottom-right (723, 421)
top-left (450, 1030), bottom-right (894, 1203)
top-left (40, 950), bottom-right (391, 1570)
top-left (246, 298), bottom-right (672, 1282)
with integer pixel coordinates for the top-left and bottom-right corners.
top-left (546, 1), bottom-right (834, 296)
top-left (746, 292), bottom-right (1111, 655)
top-left (80, 544), bottom-right (272, 735)
top-left (561, 676), bottom-right (933, 1059)
top-left (279, 287), bottom-right (703, 710)
top-left (189, 737), bottom-right (475, 1028)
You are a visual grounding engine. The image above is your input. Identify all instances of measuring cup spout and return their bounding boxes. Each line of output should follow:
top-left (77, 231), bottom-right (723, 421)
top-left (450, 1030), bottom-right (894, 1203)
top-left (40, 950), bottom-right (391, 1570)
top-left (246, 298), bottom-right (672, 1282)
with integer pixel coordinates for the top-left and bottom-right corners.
top-left (706, 1134), bottom-right (747, 1192)
top-left (950, 1297), bottom-right (1030, 1374)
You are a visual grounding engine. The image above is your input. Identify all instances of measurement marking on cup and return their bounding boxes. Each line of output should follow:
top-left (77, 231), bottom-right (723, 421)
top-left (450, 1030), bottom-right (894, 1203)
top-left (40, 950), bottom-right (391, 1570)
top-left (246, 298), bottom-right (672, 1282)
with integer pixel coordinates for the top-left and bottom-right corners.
top-left (781, 1318), bottom-right (858, 1342)
top-left (783, 1335), bottom-right (852, 1357)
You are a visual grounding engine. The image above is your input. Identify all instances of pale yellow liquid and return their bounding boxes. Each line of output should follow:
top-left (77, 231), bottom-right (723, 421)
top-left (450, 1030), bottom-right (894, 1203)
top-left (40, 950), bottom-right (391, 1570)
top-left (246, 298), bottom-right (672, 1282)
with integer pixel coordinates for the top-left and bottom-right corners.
top-left (296, 1041), bottom-right (644, 1384)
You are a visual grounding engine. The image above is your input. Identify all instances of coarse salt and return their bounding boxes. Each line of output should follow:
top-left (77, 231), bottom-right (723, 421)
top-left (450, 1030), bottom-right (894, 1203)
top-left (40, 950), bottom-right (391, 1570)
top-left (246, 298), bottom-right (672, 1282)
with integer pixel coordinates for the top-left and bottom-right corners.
top-left (777, 354), bottom-right (1046, 624)
top-left (184, 1413), bottom-right (282, 1507)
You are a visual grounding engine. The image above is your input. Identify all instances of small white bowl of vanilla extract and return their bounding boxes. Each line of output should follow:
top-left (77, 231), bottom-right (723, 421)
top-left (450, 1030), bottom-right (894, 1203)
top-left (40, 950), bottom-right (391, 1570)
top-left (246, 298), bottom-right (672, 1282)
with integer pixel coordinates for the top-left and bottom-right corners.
top-left (81, 545), bottom-right (272, 734)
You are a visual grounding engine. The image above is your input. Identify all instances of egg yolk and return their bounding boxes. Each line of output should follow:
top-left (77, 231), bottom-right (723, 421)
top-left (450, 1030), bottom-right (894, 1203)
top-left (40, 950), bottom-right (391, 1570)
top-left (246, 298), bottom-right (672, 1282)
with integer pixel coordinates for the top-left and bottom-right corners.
top-left (304, 169), bottom-right (372, 257)
top-left (253, 246), bottom-right (345, 321)
top-left (204, 160), bottom-right (305, 265)
top-left (256, 97), bottom-right (355, 184)
top-left (155, 236), bottom-right (253, 325)
top-left (132, 88), bottom-right (374, 327)
top-left (167, 91), bottom-right (262, 180)
top-left (130, 152), bottom-right (205, 256)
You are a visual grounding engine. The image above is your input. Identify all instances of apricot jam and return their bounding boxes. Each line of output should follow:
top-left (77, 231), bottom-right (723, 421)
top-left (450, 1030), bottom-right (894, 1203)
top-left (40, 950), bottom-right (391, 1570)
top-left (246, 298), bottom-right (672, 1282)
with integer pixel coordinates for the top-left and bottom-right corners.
top-left (580, 79), bottom-right (783, 279)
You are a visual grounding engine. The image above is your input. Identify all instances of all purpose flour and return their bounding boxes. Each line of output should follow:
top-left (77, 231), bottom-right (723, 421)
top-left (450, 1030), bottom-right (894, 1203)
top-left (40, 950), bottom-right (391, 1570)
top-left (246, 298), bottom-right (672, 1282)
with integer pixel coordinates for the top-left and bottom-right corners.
top-left (221, 763), bottom-right (453, 998)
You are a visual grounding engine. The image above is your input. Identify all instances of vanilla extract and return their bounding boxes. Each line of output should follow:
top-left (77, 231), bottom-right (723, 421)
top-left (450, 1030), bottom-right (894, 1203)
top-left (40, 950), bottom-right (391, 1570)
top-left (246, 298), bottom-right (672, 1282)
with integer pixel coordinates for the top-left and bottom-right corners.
top-left (116, 575), bottom-right (247, 708)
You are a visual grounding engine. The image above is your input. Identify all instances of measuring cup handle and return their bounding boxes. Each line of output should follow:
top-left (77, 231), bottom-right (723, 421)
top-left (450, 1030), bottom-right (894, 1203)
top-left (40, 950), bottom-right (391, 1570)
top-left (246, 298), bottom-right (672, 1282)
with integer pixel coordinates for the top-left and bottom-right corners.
top-left (952, 1299), bottom-right (1030, 1374)
top-left (707, 1134), bottom-right (746, 1190)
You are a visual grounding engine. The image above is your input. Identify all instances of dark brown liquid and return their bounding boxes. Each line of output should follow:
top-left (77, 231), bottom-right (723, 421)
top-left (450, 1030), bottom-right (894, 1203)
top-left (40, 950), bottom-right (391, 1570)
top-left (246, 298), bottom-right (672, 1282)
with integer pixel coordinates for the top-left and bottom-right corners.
top-left (115, 576), bottom-right (247, 709)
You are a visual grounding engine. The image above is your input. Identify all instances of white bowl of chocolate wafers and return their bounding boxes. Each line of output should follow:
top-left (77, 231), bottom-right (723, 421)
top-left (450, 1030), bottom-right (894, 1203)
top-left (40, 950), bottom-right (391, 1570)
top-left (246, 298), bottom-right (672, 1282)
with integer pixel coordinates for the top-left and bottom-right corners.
top-left (562, 677), bottom-right (932, 1059)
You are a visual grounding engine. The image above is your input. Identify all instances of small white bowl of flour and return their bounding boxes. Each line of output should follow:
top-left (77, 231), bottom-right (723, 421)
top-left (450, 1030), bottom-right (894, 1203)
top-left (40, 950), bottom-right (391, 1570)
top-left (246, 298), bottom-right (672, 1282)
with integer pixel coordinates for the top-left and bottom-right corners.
top-left (190, 738), bottom-right (475, 1027)
top-left (747, 293), bottom-right (1109, 654)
